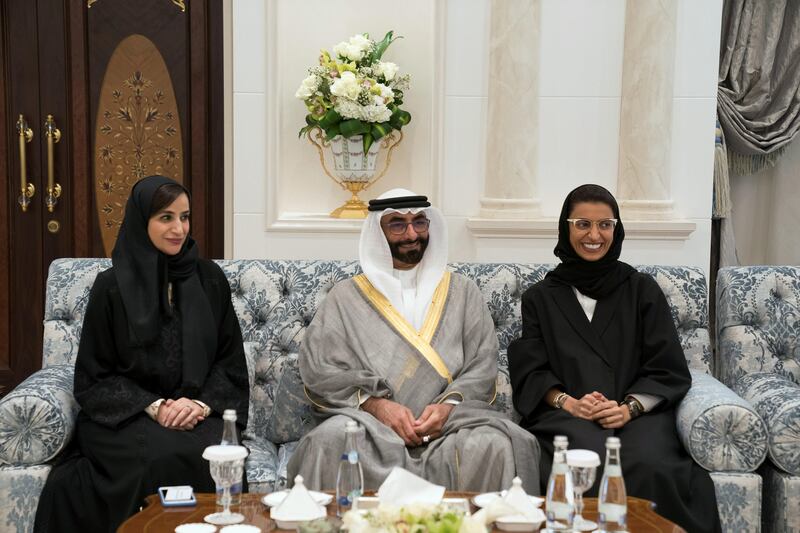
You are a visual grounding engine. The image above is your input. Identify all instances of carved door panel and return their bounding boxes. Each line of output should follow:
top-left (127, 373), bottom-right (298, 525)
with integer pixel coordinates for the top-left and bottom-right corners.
top-left (0, 0), bottom-right (224, 392)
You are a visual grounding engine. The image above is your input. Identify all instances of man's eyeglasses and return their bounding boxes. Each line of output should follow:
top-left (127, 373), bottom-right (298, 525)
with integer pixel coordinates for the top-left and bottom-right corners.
top-left (566, 218), bottom-right (618, 232)
top-left (383, 218), bottom-right (431, 235)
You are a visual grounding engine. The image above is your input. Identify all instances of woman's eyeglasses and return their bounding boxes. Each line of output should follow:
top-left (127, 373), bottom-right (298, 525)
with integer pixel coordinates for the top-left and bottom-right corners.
top-left (566, 218), bottom-right (618, 232)
top-left (383, 218), bottom-right (431, 235)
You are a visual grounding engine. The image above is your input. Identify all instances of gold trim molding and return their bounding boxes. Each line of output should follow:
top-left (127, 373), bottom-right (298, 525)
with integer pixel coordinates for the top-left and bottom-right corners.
top-left (88, 0), bottom-right (186, 12)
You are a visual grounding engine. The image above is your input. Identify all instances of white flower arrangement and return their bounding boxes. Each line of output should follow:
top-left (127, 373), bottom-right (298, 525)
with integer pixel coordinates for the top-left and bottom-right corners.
top-left (296, 31), bottom-right (412, 152)
top-left (341, 503), bottom-right (489, 533)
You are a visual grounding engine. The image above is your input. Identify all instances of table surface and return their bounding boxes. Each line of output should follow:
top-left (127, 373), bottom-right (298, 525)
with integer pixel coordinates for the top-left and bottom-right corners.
top-left (118, 492), bottom-right (686, 533)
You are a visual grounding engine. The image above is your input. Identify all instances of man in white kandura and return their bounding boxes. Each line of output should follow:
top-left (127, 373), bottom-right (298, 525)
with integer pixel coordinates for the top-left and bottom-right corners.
top-left (288, 189), bottom-right (540, 492)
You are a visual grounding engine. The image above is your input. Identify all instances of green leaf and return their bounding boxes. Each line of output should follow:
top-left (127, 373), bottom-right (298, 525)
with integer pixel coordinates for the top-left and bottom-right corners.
top-left (390, 109), bottom-right (411, 129)
top-left (305, 114), bottom-right (318, 126)
top-left (362, 132), bottom-right (374, 153)
top-left (371, 122), bottom-right (393, 141)
top-left (372, 31), bottom-right (402, 62)
top-left (339, 119), bottom-right (369, 138)
top-left (317, 109), bottom-right (341, 130)
top-left (323, 124), bottom-right (340, 140)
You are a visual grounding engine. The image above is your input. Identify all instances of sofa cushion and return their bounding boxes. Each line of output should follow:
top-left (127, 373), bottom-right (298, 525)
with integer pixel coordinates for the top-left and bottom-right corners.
top-left (734, 372), bottom-right (800, 475)
top-left (220, 260), bottom-right (360, 444)
top-left (0, 366), bottom-right (78, 466)
top-left (43, 259), bottom-right (110, 368)
top-left (676, 371), bottom-right (767, 472)
top-left (717, 266), bottom-right (800, 388)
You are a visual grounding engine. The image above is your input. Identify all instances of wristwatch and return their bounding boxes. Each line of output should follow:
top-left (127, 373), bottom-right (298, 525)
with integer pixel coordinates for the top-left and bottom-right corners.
top-left (621, 396), bottom-right (644, 419)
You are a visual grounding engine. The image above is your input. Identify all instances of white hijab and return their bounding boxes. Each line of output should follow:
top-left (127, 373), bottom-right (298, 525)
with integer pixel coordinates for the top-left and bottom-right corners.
top-left (358, 188), bottom-right (448, 330)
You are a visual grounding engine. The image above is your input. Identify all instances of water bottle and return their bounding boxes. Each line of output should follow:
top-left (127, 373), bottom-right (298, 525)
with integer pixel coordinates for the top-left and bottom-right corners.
top-left (553, 434), bottom-right (568, 454)
top-left (545, 443), bottom-right (575, 532)
top-left (217, 409), bottom-right (242, 506)
top-left (336, 420), bottom-right (364, 516)
top-left (598, 436), bottom-right (627, 532)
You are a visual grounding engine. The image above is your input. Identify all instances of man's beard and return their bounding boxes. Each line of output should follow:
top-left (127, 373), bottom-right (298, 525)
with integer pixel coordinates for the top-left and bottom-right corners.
top-left (389, 235), bottom-right (429, 265)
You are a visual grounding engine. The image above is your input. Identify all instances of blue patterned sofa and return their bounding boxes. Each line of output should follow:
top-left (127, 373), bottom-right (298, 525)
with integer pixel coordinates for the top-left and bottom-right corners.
top-left (717, 266), bottom-right (800, 533)
top-left (0, 259), bottom-right (768, 532)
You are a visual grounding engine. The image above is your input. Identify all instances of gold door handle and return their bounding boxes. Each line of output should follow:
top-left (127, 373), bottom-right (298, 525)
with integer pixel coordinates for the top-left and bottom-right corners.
top-left (16, 114), bottom-right (35, 212)
top-left (44, 115), bottom-right (62, 212)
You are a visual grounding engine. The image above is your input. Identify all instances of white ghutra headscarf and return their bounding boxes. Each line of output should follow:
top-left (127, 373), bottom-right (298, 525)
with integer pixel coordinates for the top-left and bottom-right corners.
top-left (358, 188), bottom-right (448, 330)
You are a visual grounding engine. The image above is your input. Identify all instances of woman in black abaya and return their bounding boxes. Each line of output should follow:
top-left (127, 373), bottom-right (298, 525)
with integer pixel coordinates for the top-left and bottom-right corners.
top-left (508, 184), bottom-right (720, 532)
top-left (34, 176), bottom-right (249, 532)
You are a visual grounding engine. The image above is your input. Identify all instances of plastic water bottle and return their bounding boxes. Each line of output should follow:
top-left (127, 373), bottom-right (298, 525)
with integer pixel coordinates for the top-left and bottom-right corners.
top-left (598, 436), bottom-right (627, 532)
top-left (336, 420), bottom-right (364, 516)
top-left (217, 409), bottom-right (242, 506)
top-left (545, 438), bottom-right (575, 532)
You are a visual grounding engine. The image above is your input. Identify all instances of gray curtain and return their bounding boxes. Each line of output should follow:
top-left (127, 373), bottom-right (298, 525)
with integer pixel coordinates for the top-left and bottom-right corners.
top-left (717, 0), bottom-right (800, 169)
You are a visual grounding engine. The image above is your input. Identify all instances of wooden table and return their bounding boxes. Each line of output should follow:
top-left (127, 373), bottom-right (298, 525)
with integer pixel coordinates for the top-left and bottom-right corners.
top-left (118, 492), bottom-right (686, 532)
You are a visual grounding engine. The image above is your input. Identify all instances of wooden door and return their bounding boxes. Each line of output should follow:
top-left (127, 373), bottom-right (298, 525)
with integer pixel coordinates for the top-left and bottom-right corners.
top-left (0, 0), bottom-right (224, 392)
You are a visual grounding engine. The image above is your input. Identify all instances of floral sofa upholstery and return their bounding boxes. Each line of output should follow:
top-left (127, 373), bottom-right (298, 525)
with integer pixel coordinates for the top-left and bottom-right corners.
top-left (0, 259), bottom-right (769, 533)
top-left (717, 266), bottom-right (800, 533)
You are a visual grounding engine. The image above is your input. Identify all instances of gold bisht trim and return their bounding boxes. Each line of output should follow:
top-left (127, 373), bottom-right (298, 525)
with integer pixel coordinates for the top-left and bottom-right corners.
top-left (437, 391), bottom-right (464, 404)
top-left (353, 272), bottom-right (452, 383)
top-left (304, 385), bottom-right (360, 410)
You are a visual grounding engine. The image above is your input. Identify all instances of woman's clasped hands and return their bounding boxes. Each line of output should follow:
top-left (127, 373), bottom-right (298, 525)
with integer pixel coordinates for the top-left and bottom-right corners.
top-left (156, 397), bottom-right (205, 430)
top-left (563, 391), bottom-right (631, 429)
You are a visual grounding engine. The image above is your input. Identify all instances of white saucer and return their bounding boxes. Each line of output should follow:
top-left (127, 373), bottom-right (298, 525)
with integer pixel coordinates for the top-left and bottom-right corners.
top-left (261, 489), bottom-right (333, 508)
top-left (494, 510), bottom-right (545, 532)
top-left (175, 524), bottom-right (217, 533)
top-left (471, 492), bottom-right (544, 508)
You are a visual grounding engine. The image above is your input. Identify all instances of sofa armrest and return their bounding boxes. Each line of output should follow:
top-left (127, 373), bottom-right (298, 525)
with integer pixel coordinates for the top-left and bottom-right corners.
top-left (0, 365), bottom-right (79, 465)
top-left (734, 372), bottom-right (800, 476)
top-left (675, 370), bottom-right (768, 472)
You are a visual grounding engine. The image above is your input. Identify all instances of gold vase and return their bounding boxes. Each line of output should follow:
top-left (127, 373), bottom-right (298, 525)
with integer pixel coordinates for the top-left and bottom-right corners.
top-left (307, 127), bottom-right (403, 218)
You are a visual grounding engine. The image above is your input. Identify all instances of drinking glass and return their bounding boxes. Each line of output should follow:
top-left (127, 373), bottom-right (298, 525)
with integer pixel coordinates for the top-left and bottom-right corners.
top-left (202, 444), bottom-right (248, 525)
top-left (566, 449), bottom-right (601, 531)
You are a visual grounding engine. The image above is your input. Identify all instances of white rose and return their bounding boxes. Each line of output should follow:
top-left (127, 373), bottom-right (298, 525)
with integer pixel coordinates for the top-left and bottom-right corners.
top-left (332, 41), bottom-right (349, 59)
top-left (330, 71), bottom-right (360, 100)
top-left (349, 34), bottom-right (371, 51)
top-left (376, 61), bottom-right (399, 81)
top-left (294, 74), bottom-right (319, 100)
top-left (344, 43), bottom-right (364, 62)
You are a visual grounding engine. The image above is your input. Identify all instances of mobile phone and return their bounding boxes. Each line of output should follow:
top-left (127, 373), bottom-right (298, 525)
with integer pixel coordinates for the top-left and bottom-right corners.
top-left (158, 485), bottom-right (197, 507)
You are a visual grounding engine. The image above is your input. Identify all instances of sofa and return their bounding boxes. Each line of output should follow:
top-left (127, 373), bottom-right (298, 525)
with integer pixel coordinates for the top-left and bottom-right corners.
top-left (717, 266), bottom-right (800, 533)
top-left (0, 259), bottom-right (769, 532)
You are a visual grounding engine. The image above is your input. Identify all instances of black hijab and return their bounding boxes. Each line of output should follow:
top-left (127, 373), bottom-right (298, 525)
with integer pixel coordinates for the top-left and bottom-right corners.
top-left (112, 175), bottom-right (217, 390)
top-left (546, 184), bottom-right (636, 299)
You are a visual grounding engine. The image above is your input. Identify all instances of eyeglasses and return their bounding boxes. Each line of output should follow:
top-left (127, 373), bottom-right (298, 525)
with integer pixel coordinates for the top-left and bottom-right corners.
top-left (566, 218), bottom-right (618, 232)
top-left (383, 218), bottom-right (431, 235)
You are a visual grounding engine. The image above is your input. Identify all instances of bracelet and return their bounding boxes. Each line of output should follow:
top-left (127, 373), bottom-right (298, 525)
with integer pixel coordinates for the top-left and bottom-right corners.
top-left (553, 392), bottom-right (569, 409)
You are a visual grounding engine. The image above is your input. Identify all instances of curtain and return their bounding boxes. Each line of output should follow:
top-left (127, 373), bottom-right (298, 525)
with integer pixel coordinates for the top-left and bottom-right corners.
top-left (715, 0), bottom-right (800, 266)
top-left (717, 0), bottom-right (800, 168)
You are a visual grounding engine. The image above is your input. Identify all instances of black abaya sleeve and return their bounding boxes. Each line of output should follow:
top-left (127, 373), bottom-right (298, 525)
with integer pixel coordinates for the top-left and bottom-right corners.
top-left (196, 262), bottom-right (250, 427)
top-left (508, 285), bottom-right (564, 419)
top-left (625, 274), bottom-right (691, 408)
top-left (74, 270), bottom-right (161, 428)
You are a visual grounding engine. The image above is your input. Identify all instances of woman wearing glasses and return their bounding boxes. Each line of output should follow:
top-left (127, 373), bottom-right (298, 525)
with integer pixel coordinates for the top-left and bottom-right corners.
top-left (508, 184), bottom-right (720, 532)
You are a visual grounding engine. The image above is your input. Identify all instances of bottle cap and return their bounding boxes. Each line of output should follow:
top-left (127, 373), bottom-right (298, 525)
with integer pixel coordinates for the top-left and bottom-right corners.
top-left (605, 436), bottom-right (621, 448)
top-left (554, 435), bottom-right (568, 445)
top-left (223, 409), bottom-right (237, 421)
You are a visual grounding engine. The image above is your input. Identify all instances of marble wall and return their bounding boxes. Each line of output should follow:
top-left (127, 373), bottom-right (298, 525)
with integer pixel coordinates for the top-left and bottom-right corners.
top-left (229, 0), bottom-right (723, 276)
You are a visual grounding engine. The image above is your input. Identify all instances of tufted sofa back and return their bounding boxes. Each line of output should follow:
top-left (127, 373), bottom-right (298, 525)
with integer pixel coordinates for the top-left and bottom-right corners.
top-left (42, 259), bottom-right (712, 445)
top-left (716, 266), bottom-right (800, 388)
